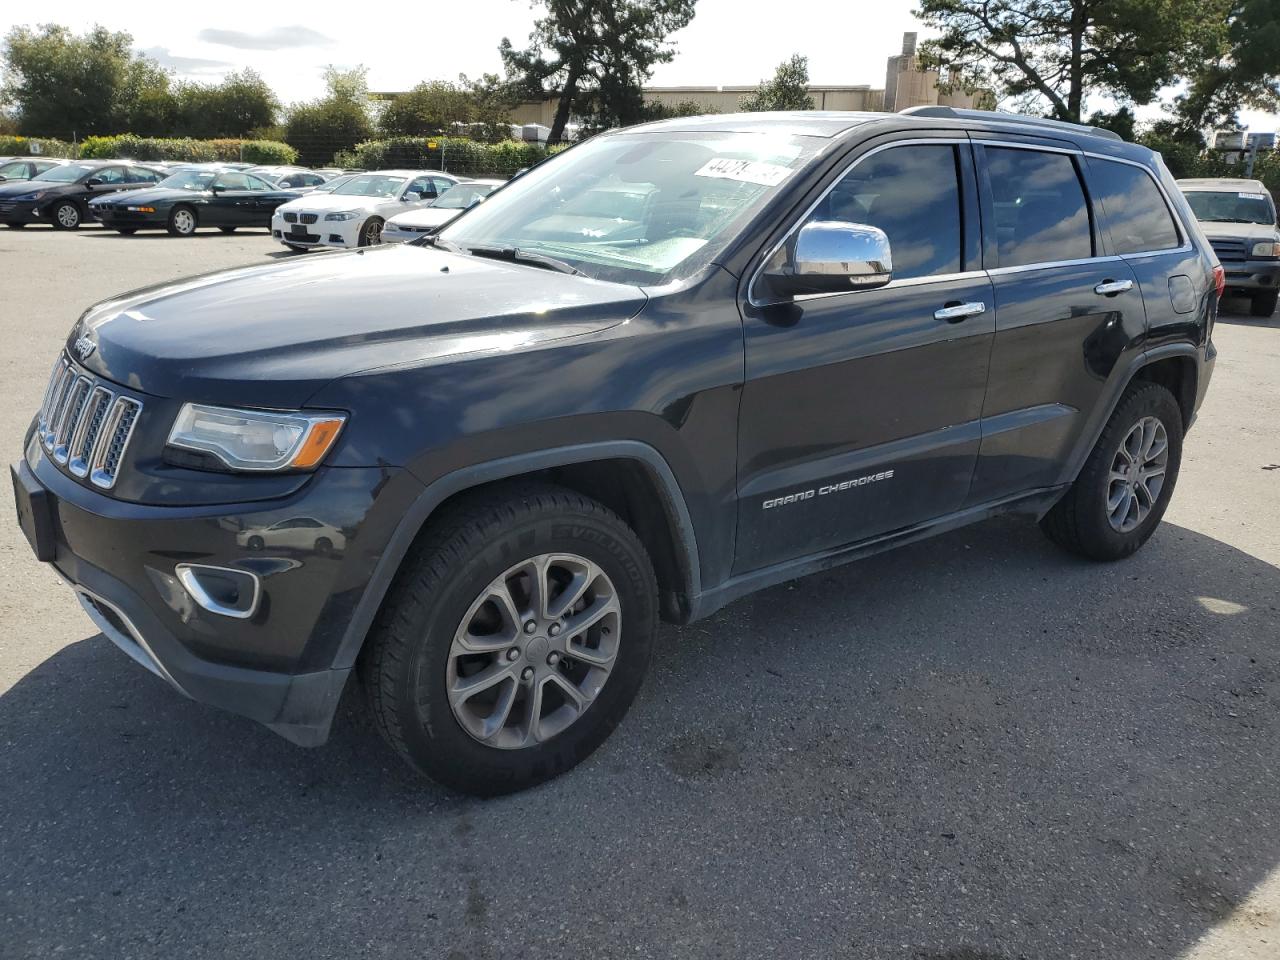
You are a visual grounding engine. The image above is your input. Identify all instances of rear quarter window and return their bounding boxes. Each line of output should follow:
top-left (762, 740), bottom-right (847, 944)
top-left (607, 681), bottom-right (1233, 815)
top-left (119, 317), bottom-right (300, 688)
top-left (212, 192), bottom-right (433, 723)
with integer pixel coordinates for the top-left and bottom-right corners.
top-left (1088, 159), bottom-right (1181, 254)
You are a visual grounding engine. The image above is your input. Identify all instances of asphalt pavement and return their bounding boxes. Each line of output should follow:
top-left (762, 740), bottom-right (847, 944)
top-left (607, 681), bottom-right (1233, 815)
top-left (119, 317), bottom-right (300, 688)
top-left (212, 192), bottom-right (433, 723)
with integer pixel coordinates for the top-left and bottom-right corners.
top-left (1, 225), bottom-right (1278, 959)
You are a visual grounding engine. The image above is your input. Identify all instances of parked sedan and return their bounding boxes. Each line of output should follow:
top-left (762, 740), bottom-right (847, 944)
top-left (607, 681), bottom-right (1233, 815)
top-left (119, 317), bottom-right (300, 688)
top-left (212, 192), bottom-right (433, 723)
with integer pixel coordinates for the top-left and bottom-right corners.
top-left (0, 157), bottom-right (68, 183)
top-left (270, 170), bottom-right (460, 250)
top-left (90, 168), bottom-right (302, 235)
top-left (247, 165), bottom-right (332, 189)
top-left (0, 161), bottom-right (165, 229)
top-left (381, 179), bottom-right (503, 242)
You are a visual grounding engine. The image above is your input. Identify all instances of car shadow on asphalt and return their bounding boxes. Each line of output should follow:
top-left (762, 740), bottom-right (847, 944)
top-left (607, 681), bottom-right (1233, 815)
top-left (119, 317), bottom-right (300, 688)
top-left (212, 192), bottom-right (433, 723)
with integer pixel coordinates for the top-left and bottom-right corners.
top-left (3, 516), bottom-right (1278, 957)
top-left (1218, 296), bottom-right (1277, 327)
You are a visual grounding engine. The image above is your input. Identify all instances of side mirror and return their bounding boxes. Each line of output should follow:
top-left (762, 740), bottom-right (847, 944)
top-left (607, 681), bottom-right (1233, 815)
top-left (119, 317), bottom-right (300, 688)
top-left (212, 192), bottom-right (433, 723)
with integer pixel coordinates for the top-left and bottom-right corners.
top-left (210, 185), bottom-right (222, 194)
top-left (403, 191), bottom-right (422, 202)
top-left (85, 178), bottom-right (103, 188)
top-left (762, 221), bottom-right (893, 298)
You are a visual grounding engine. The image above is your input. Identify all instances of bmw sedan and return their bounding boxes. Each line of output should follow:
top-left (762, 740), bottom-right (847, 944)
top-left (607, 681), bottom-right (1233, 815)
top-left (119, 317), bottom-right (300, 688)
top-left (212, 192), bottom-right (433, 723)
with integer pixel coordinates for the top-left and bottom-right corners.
top-left (90, 168), bottom-right (303, 235)
top-left (270, 170), bottom-right (460, 250)
top-left (0, 161), bottom-right (165, 229)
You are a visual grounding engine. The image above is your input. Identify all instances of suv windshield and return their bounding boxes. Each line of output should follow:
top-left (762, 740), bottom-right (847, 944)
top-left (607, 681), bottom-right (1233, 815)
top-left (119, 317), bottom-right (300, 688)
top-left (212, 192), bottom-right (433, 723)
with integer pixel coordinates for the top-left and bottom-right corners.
top-left (329, 174), bottom-right (408, 198)
top-left (33, 164), bottom-right (94, 183)
top-left (1184, 190), bottom-right (1276, 225)
top-left (438, 131), bottom-right (825, 284)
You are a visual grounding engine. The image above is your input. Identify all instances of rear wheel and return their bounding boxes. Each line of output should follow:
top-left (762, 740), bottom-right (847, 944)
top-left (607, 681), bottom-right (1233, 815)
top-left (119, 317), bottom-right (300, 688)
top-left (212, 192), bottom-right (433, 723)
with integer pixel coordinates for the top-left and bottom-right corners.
top-left (1251, 290), bottom-right (1278, 318)
top-left (167, 206), bottom-right (197, 237)
top-left (1040, 382), bottom-right (1183, 560)
top-left (52, 201), bottom-right (81, 230)
top-left (359, 483), bottom-right (657, 795)
top-left (358, 216), bottom-right (383, 246)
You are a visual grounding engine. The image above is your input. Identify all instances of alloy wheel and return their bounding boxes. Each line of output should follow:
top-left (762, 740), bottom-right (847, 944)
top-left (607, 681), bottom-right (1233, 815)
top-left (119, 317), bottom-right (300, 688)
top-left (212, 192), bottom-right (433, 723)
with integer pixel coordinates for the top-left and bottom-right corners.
top-left (445, 553), bottom-right (621, 750)
top-left (55, 203), bottom-right (79, 228)
top-left (363, 219), bottom-right (382, 245)
top-left (172, 209), bottom-right (195, 235)
top-left (1106, 415), bottom-right (1169, 533)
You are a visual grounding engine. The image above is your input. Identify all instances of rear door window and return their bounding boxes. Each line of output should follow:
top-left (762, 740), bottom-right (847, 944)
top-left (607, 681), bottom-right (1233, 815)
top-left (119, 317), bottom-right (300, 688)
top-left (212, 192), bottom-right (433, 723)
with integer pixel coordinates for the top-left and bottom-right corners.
top-left (983, 147), bottom-right (1093, 268)
top-left (811, 143), bottom-right (964, 280)
top-left (1087, 159), bottom-right (1182, 253)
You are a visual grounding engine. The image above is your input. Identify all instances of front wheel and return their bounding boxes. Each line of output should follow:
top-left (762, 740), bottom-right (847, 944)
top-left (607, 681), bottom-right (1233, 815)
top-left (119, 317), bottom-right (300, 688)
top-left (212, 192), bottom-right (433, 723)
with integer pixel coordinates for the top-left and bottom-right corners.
top-left (1251, 290), bottom-right (1278, 318)
top-left (359, 483), bottom-right (657, 795)
top-left (358, 217), bottom-right (383, 246)
top-left (52, 202), bottom-right (81, 230)
top-left (1040, 382), bottom-right (1183, 560)
top-left (167, 206), bottom-right (197, 237)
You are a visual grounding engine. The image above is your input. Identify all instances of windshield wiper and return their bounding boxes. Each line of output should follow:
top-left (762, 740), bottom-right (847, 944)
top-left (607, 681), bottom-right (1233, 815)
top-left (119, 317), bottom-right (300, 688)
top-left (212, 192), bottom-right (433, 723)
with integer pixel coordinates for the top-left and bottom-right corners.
top-left (463, 244), bottom-right (584, 276)
top-left (418, 235), bottom-right (462, 252)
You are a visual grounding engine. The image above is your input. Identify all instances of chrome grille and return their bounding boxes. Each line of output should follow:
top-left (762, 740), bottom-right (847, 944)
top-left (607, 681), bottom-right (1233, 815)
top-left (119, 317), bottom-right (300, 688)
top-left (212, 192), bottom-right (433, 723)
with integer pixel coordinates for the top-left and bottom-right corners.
top-left (1209, 238), bottom-right (1248, 263)
top-left (36, 357), bottom-right (143, 489)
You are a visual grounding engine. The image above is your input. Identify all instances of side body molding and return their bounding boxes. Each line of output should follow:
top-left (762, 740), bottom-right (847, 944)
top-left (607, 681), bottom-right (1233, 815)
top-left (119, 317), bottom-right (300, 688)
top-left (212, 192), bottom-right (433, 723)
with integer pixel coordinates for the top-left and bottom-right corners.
top-left (331, 440), bottom-right (702, 670)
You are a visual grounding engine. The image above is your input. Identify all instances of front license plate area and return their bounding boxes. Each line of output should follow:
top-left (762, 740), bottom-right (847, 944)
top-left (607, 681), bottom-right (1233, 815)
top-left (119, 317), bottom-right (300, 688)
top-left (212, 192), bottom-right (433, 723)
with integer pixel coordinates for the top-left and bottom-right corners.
top-left (11, 462), bottom-right (56, 561)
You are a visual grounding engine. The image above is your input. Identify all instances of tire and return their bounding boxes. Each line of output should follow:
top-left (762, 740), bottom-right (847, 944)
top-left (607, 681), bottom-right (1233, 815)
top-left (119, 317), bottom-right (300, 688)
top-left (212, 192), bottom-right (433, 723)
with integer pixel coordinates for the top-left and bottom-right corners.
top-left (219, 226), bottom-right (236, 234)
top-left (1040, 381), bottom-right (1183, 561)
top-left (52, 201), bottom-right (81, 230)
top-left (358, 217), bottom-right (384, 246)
top-left (315, 537), bottom-right (333, 556)
top-left (359, 482), bottom-right (658, 795)
top-left (246, 535), bottom-right (264, 551)
top-left (167, 206), bottom-right (197, 237)
top-left (115, 228), bottom-right (137, 235)
top-left (1250, 290), bottom-right (1278, 318)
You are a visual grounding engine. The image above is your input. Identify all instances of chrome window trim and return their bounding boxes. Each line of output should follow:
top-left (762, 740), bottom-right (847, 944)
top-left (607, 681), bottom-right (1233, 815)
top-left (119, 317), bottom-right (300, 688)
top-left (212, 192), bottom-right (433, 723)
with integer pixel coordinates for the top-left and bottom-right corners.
top-left (747, 137), bottom-right (972, 307)
top-left (987, 255), bottom-right (1123, 277)
top-left (976, 139), bottom-right (1082, 156)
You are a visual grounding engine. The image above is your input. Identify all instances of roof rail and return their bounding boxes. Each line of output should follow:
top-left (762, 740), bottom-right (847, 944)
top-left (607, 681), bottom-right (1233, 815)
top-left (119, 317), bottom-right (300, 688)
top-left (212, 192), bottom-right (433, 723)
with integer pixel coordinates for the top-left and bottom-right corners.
top-left (900, 105), bottom-right (1124, 142)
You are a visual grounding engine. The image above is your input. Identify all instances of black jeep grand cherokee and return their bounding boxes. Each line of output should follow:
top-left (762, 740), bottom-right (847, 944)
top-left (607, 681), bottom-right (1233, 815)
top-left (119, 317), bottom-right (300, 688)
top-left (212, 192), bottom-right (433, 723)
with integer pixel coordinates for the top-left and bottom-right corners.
top-left (13, 108), bottom-right (1219, 794)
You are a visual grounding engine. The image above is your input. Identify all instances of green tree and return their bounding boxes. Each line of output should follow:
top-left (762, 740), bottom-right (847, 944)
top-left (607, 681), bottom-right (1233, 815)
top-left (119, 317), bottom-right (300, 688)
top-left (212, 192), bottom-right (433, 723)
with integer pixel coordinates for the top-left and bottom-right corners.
top-left (500, 0), bottom-right (697, 142)
top-left (285, 65), bottom-right (373, 166)
top-left (1173, 0), bottom-right (1280, 132)
top-left (462, 72), bottom-right (518, 140)
top-left (739, 54), bottom-right (813, 111)
top-left (379, 80), bottom-right (473, 137)
top-left (1, 24), bottom-right (173, 136)
top-left (174, 70), bottom-right (279, 138)
top-left (915, 0), bottom-right (1206, 122)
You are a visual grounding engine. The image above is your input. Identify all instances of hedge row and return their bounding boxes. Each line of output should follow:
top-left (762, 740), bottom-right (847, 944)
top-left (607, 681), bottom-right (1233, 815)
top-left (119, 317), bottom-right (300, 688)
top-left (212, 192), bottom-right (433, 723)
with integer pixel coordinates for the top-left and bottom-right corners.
top-left (0, 136), bottom-right (77, 158)
top-left (334, 136), bottom-right (548, 176)
top-left (78, 135), bottom-right (297, 165)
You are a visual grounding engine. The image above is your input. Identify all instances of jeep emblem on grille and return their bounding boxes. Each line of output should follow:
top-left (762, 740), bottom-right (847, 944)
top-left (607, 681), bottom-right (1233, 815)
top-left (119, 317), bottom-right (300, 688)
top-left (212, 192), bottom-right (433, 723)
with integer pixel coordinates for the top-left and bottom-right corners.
top-left (73, 336), bottom-right (96, 360)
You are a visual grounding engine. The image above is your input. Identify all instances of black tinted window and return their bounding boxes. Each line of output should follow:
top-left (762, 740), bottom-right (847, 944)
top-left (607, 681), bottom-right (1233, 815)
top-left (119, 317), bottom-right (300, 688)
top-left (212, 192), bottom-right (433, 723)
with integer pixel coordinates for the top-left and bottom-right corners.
top-left (1090, 160), bottom-right (1181, 253)
top-left (816, 144), bottom-right (963, 279)
top-left (985, 147), bottom-right (1092, 267)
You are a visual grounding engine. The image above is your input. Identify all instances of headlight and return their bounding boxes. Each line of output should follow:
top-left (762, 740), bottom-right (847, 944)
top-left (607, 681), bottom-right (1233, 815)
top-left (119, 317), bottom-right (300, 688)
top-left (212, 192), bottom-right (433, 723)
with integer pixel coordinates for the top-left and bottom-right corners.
top-left (1250, 240), bottom-right (1280, 258)
top-left (14, 191), bottom-right (44, 201)
top-left (126, 205), bottom-right (155, 213)
top-left (324, 211), bottom-right (360, 221)
top-left (167, 404), bottom-right (346, 472)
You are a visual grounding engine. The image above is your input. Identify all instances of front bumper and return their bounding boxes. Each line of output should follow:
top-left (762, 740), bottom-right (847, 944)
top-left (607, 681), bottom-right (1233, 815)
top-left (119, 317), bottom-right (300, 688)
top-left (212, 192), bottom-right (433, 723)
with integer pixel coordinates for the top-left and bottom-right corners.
top-left (272, 213), bottom-right (361, 249)
top-left (14, 440), bottom-right (424, 745)
top-left (0, 199), bottom-right (39, 224)
top-left (1221, 258), bottom-right (1280, 294)
top-left (381, 224), bottom-right (434, 244)
top-left (92, 207), bottom-right (167, 230)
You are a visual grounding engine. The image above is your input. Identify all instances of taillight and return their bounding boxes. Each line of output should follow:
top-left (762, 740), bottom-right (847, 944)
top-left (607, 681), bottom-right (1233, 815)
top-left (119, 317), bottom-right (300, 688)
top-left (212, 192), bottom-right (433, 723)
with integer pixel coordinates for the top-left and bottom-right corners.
top-left (1212, 264), bottom-right (1226, 299)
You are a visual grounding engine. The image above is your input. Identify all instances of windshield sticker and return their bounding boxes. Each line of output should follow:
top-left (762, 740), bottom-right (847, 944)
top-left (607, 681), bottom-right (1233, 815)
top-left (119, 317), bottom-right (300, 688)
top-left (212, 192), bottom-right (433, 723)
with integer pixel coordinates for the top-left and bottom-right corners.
top-left (1240, 192), bottom-right (1267, 200)
top-left (694, 158), bottom-right (792, 187)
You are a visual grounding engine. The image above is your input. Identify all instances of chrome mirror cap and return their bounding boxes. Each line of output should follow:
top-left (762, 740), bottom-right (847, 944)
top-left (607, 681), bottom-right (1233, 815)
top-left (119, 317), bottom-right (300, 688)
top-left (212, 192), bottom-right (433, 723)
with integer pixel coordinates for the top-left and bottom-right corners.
top-left (765, 220), bottom-right (893, 297)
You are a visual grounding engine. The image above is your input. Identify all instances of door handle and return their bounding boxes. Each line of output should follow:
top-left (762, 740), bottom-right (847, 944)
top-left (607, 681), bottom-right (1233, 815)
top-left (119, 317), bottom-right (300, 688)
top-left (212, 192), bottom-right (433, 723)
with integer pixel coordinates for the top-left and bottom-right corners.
top-left (1094, 279), bottom-right (1134, 296)
top-left (934, 301), bottom-right (987, 323)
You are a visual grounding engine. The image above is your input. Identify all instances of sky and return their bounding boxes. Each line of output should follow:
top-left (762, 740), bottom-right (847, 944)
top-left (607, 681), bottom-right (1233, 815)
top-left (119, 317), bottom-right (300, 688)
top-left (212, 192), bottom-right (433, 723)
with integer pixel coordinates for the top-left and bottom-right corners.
top-left (2, 0), bottom-right (1277, 133)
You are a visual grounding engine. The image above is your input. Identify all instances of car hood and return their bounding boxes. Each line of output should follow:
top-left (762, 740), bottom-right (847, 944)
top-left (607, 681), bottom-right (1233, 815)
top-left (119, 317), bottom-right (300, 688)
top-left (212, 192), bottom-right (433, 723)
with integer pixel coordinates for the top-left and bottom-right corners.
top-left (1195, 219), bottom-right (1278, 241)
top-left (387, 207), bottom-right (459, 229)
top-left (276, 193), bottom-right (402, 214)
top-left (68, 244), bottom-right (647, 408)
top-left (89, 186), bottom-right (196, 206)
top-left (0, 179), bottom-right (71, 198)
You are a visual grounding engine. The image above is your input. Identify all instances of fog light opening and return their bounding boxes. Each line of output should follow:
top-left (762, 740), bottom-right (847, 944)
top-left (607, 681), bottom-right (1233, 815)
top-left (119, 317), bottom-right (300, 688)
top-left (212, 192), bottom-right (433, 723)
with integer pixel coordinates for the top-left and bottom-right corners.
top-left (175, 563), bottom-right (261, 619)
